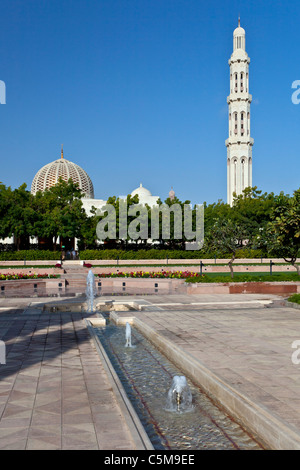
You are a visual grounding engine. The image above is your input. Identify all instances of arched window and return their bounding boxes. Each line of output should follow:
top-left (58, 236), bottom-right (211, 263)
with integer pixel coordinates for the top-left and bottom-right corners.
top-left (240, 73), bottom-right (244, 92)
top-left (241, 158), bottom-right (245, 189)
top-left (235, 73), bottom-right (238, 92)
top-left (234, 113), bottom-right (238, 134)
top-left (241, 112), bottom-right (245, 135)
top-left (233, 159), bottom-right (237, 193)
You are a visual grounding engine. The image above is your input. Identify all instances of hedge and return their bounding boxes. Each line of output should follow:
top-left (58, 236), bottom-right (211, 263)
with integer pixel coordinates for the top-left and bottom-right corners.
top-left (0, 250), bottom-right (61, 261)
top-left (0, 248), bottom-right (266, 261)
top-left (79, 248), bottom-right (265, 260)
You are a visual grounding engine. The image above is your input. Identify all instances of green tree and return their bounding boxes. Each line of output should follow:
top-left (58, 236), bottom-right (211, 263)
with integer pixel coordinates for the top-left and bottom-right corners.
top-left (203, 199), bottom-right (232, 234)
top-left (0, 184), bottom-right (37, 250)
top-left (95, 194), bottom-right (141, 249)
top-left (77, 205), bottom-right (101, 250)
top-left (206, 218), bottom-right (248, 278)
top-left (151, 195), bottom-right (193, 249)
top-left (231, 187), bottom-right (276, 248)
top-left (32, 178), bottom-right (87, 249)
top-left (0, 184), bottom-right (14, 240)
top-left (266, 189), bottom-right (300, 275)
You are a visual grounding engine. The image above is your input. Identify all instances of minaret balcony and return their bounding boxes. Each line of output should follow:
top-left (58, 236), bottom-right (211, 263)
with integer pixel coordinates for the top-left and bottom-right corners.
top-left (225, 136), bottom-right (254, 147)
top-left (227, 93), bottom-right (252, 103)
top-left (228, 55), bottom-right (250, 66)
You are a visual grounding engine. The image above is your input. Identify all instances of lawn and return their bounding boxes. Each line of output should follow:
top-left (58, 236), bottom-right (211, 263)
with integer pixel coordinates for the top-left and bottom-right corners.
top-left (186, 272), bottom-right (300, 283)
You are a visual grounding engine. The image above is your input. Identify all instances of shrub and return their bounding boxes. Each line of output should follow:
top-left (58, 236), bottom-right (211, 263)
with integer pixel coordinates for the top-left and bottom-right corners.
top-left (79, 249), bottom-right (221, 260)
top-left (0, 250), bottom-right (61, 261)
top-left (288, 294), bottom-right (300, 304)
top-left (0, 248), bottom-right (273, 261)
top-left (235, 248), bottom-right (265, 259)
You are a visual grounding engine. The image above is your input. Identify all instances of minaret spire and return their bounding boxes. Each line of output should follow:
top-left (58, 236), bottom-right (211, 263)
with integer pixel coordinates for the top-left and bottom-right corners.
top-left (61, 144), bottom-right (64, 159)
top-left (226, 22), bottom-right (254, 206)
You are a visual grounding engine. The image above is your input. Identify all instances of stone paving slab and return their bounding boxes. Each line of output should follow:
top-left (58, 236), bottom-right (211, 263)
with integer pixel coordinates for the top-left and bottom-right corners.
top-left (0, 293), bottom-right (300, 449)
top-left (0, 300), bottom-right (136, 450)
top-left (127, 294), bottom-right (300, 448)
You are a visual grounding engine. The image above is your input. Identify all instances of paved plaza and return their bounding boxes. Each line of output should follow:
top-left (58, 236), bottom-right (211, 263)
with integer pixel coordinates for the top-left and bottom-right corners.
top-left (0, 292), bottom-right (300, 449)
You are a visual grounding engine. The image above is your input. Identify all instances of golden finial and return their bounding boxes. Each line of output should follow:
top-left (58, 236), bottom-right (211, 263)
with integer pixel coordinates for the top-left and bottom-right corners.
top-left (238, 15), bottom-right (240, 27)
top-left (61, 144), bottom-right (64, 159)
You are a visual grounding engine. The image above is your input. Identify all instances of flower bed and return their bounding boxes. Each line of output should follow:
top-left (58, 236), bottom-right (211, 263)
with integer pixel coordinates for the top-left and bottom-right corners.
top-left (98, 270), bottom-right (202, 279)
top-left (0, 273), bottom-right (60, 281)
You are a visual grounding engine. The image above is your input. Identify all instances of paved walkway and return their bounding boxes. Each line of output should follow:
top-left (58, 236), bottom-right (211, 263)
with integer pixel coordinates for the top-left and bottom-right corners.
top-left (0, 293), bottom-right (300, 449)
top-left (131, 294), bottom-right (300, 447)
top-left (0, 300), bottom-right (135, 450)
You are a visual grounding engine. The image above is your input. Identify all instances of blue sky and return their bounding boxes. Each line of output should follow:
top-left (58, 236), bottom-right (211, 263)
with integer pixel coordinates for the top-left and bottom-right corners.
top-left (0, 0), bottom-right (299, 205)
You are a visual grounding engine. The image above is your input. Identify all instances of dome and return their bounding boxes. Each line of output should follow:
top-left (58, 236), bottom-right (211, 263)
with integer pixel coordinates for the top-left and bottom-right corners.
top-left (131, 183), bottom-right (152, 198)
top-left (234, 18), bottom-right (245, 36)
top-left (31, 149), bottom-right (94, 198)
top-left (233, 25), bottom-right (245, 36)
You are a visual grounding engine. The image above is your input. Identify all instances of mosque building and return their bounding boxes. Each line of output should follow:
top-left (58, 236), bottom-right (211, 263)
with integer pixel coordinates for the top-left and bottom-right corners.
top-left (28, 147), bottom-right (168, 250)
top-left (30, 19), bottom-right (252, 212)
top-left (30, 146), bottom-right (165, 217)
top-left (2, 20), bottom-right (251, 248)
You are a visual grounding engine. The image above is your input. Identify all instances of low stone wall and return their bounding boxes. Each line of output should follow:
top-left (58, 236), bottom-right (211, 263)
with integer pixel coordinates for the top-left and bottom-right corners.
top-left (96, 278), bottom-right (300, 296)
top-left (0, 278), bottom-right (66, 297)
top-left (186, 282), bottom-right (300, 295)
top-left (0, 265), bottom-right (297, 277)
top-left (80, 258), bottom-right (289, 265)
top-left (0, 276), bottom-right (299, 297)
top-left (0, 258), bottom-right (291, 267)
top-left (96, 278), bottom-right (186, 295)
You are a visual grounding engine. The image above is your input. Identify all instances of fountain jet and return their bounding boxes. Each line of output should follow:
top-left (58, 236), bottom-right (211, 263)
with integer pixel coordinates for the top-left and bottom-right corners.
top-left (86, 269), bottom-right (96, 312)
top-left (125, 322), bottom-right (132, 347)
top-left (166, 376), bottom-right (193, 413)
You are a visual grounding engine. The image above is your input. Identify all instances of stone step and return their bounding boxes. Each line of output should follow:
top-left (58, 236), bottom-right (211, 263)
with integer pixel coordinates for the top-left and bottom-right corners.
top-left (61, 273), bottom-right (88, 278)
top-left (62, 260), bottom-right (82, 266)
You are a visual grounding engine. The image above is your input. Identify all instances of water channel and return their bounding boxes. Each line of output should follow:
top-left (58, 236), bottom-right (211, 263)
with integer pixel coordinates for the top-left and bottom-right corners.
top-left (94, 320), bottom-right (265, 450)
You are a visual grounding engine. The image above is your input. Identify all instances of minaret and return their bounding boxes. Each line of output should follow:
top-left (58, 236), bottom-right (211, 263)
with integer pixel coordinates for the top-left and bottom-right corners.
top-left (226, 19), bottom-right (254, 206)
top-left (169, 187), bottom-right (175, 201)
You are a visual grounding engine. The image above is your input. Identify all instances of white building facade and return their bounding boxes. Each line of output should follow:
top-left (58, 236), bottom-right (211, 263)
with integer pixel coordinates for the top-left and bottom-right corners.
top-left (226, 20), bottom-right (254, 206)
